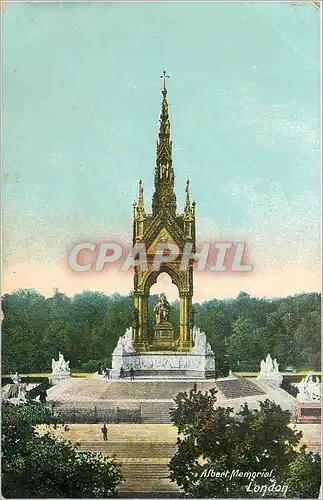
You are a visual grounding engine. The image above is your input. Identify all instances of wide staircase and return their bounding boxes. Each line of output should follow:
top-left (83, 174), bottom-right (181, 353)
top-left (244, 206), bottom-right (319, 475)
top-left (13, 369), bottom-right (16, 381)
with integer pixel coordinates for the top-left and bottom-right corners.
top-left (120, 463), bottom-right (178, 495)
top-left (47, 376), bottom-right (217, 403)
top-left (40, 423), bottom-right (180, 495)
top-left (78, 441), bottom-right (178, 494)
top-left (78, 441), bottom-right (177, 458)
top-left (141, 402), bottom-right (174, 424)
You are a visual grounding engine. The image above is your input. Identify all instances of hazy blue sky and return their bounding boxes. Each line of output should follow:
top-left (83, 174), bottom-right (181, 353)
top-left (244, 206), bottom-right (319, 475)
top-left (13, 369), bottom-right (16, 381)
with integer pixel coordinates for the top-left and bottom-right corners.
top-left (3, 1), bottom-right (320, 301)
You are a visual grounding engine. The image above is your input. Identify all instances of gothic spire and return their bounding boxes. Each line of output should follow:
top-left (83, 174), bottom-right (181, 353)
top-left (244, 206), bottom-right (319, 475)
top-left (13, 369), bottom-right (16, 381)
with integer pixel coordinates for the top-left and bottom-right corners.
top-left (157, 71), bottom-right (171, 148)
top-left (152, 71), bottom-right (177, 216)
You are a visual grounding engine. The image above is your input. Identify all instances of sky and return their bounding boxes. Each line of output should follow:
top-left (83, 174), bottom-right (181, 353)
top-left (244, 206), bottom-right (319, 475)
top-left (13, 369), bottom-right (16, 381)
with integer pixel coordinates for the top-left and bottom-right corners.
top-left (2, 1), bottom-right (321, 302)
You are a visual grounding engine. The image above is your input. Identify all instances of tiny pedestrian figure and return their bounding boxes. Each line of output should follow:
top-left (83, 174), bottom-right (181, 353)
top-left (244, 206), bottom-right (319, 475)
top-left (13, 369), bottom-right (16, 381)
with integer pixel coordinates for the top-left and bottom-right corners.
top-left (120, 367), bottom-right (124, 379)
top-left (130, 367), bottom-right (134, 381)
top-left (101, 423), bottom-right (108, 441)
top-left (39, 390), bottom-right (47, 404)
top-left (64, 424), bottom-right (70, 432)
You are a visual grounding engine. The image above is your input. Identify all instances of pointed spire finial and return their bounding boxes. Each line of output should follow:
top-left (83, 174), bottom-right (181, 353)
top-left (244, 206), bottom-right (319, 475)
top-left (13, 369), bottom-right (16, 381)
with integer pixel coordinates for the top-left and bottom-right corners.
top-left (185, 179), bottom-right (191, 212)
top-left (137, 179), bottom-right (145, 213)
top-left (152, 72), bottom-right (176, 215)
top-left (160, 70), bottom-right (170, 92)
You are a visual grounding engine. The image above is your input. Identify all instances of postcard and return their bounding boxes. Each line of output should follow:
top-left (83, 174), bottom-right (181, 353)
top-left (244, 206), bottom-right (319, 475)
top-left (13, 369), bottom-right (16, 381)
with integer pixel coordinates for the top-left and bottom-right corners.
top-left (2, 1), bottom-right (321, 498)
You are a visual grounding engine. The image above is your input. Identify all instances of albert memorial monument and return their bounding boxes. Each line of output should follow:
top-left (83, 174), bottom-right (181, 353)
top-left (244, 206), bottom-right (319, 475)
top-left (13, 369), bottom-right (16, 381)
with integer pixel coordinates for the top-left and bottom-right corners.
top-left (110, 73), bottom-right (215, 379)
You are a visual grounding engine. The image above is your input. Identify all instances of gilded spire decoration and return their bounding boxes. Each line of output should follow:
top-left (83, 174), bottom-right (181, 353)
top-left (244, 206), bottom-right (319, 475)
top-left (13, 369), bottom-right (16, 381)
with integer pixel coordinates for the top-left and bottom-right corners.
top-left (152, 71), bottom-right (177, 216)
top-left (137, 179), bottom-right (145, 214)
top-left (184, 179), bottom-right (191, 213)
top-left (158, 71), bottom-right (171, 146)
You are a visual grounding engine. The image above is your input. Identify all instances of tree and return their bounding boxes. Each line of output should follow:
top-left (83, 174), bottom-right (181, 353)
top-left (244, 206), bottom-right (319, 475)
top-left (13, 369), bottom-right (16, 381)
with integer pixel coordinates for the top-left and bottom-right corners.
top-left (295, 310), bottom-right (321, 370)
top-left (169, 386), bottom-right (320, 498)
top-left (2, 402), bottom-right (123, 498)
top-left (285, 452), bottom-right (321, 498)
top-left (227, 318), bottom-right (267, 370)
top-left (2, 289), bottom-right (321, 373)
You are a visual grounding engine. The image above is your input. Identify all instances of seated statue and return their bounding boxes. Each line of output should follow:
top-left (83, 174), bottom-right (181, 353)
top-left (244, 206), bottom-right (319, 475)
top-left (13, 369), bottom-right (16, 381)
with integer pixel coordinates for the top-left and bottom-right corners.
top-left (154, 293), bottom-right (171, 325)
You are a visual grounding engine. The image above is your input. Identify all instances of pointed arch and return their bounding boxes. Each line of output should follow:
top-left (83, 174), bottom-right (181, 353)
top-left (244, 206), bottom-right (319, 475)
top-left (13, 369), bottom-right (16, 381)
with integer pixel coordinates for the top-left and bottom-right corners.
top-left (143, 265), bottom-right (182, 295)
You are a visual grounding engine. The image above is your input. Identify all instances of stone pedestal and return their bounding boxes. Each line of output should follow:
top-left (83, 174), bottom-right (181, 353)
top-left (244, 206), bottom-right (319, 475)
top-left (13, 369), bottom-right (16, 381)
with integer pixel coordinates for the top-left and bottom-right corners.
top-left (49, 373), bottom-right (71, 386)
top-left (294, 402), bottom-right (321, 423)
top-left (110, 351), bottom-right (215, 379)
top-left (257, 372), bottom-right (283, 387)
top-left (151, 321), bottom-right (176, 351)
top-left (110, 325), bottom-right (215, 380)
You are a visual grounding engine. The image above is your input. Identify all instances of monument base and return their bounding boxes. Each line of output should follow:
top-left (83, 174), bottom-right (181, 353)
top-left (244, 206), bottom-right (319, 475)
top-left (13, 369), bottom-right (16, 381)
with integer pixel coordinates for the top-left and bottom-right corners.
top-left (110, 326), bottom-right (215, 380)
top-left (150, 321), bottom-right (177, 351)
top-left (49, 373), bottom-right (71, 386)
top-left (257, 373), bottom-right (283, 387)
top-left (110, 351), bottom-right (215, 379)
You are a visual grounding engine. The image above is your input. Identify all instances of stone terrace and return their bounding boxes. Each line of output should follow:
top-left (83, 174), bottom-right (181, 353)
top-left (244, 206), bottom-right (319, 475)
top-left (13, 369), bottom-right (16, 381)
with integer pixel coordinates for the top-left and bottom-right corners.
top-left (216, 377), bottom-right (265, 398)
top-left (47, 375), bottom-right (219, 404)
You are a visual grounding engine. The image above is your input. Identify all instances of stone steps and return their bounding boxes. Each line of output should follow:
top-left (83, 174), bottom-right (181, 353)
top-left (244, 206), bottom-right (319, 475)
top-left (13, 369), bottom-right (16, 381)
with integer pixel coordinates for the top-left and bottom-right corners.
top-left (76, 439), bottom-right (179, 494)
top-left (78, 441), bottom-right (177, 458)
top-left (130, 370), bottom-right (212, 379)
top-left (118, 463), bottom-right (179, 493)
top-left (50, 376), bottom-right (217, 402)
top-left (141, 415), bottom-right (171, 424)
top-left (141, 402), bottom-right (174, 424)
top-left (121, 463), bottom-right (170, 479)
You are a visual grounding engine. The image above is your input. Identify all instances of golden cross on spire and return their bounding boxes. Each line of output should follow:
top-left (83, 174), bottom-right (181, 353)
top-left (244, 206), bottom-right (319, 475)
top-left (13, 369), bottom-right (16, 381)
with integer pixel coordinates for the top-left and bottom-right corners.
top-left (160, 70), bottom-right (170, 90)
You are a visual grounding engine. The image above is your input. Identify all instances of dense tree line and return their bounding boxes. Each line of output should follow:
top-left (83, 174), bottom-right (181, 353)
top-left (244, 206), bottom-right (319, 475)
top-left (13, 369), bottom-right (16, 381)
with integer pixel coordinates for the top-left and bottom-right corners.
top-left (1, 289), bottom-right (320, 374)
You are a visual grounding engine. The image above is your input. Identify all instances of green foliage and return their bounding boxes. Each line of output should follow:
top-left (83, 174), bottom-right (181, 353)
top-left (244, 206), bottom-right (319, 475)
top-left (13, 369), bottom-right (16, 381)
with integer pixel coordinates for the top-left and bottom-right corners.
top-left (169, 386), bottom-right (320, 498)
top-left (2, 289), bottom-right (321, 373)
top-left (1, 402), bottom-right (123, 498)
top-left (79, 358), bottom-right (111, 372)
top-left (280, 377), bottom-right (299, 398)
top-left (2, 401), bottom-right (58, 457)
top-left (195, 292), bottom-right (321, 373)
top-left (285, 452), bottom-right (321, 498)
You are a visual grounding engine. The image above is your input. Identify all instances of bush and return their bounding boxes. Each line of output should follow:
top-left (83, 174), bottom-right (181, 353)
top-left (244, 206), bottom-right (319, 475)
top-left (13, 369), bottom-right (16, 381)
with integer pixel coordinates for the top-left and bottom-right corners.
top-left (80, 358), bottom-right (112, 373)
top-left (281, 376), bottom-right (299, 398)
